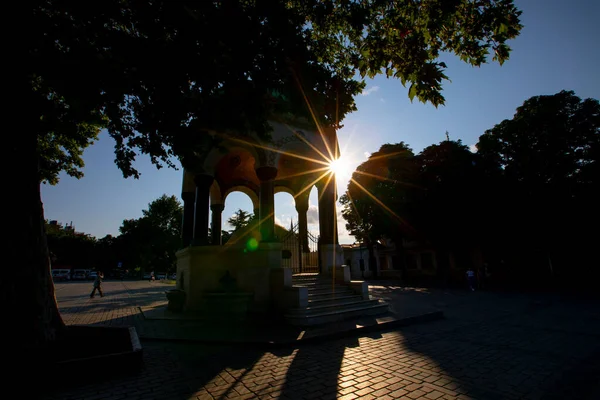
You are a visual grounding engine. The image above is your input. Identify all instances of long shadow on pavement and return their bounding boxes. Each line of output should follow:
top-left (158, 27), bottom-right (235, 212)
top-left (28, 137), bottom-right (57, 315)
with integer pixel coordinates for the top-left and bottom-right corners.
top-left (366, 283), bottom-right (600, 400)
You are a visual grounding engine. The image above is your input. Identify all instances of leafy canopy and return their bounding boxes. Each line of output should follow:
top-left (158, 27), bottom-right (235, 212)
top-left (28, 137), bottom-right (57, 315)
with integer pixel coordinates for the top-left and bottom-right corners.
top-left (28, 0), bottom-right (522, 181)
top-left (340, 142), bottom-right (417, 244)
top-left (341, 138), bottom-right (483, 249)
top-left (118, 195), bottom-right (183, 272)
top-left (476, 90), bottom-right (600, 246)
top-left (477, 90), bottom-right (600, 193)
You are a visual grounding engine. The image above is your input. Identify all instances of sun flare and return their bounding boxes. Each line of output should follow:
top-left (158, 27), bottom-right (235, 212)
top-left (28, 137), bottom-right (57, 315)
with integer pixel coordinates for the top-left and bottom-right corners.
top-left (328, 156), bottom-right (351, 178)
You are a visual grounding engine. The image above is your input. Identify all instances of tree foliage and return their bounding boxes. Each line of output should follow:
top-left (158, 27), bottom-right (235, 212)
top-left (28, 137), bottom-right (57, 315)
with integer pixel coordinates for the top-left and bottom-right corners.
top-left (227, 209), bottom-right (254, 233)
top-left (45, 196), bottom-right (183, 276)
top-left (45, 221), bottom-right (97, 269)
top-left (118, 195), bottom-right (183, 274)
top-left (340, 142), bottom-right (417, 245)
top-left (414, 139), bottom-right (480, 249)
top-left (477, 90), bottom-right (600, 283)
top-left (38, 125), bottom-right (101, 185)
top-left (478, 90), bottom-right (600, 197)
top-left (27, 0), bottom-right (522, 179)
top-left (342, 91), bottom-right (600, 288)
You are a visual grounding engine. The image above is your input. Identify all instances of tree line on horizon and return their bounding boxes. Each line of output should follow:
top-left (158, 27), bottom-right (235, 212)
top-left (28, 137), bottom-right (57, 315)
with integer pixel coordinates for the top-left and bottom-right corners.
top-left (341, 90), bottom-right (599, 290)
top-left (46, 197), bottom-right (260, 276)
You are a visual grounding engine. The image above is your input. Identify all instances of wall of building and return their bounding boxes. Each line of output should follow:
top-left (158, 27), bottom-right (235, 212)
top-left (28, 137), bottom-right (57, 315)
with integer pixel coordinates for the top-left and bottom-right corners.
top-left (342, 246), bottom-right (379, 279)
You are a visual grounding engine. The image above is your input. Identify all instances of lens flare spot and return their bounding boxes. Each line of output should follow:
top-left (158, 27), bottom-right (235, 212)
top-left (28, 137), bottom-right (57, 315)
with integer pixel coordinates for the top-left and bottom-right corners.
top-left (246, 238), bottom-right (259, 252)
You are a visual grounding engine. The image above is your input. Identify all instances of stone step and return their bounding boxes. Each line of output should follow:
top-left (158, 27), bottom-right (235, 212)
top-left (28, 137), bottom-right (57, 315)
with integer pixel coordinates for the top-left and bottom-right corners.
top-left (295, 285), bottom-right (349, 294)
top-left (307, 289), bottom-right (355, 300)
top-left (286, 299), bottom-right (382, 315)
top-left (293, 279), bottom-right (346, 286)
top-left (307, 294), bottom-right (365, 306)
top-left (292, 275), bottom-right (321, 280)
top-left (291, 278), bottom-right (321, 285)
top-left (293, 280), bottom-right (348, 289)
top-left (285, 302), bottom-right (389, 326)
top-left (292, 273), bottom-right (319, 280)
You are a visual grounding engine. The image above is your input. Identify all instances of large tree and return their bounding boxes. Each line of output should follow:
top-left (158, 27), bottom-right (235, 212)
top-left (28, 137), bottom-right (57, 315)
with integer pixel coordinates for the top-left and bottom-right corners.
top-left (118, 195), bottom-right (183, 276)
top-left (476, 90), bottom-right (600, 285)
top-left (414, 140), bottom-right (481, 249)
top-left (340, 142), bottom-right (419, 273)
top-left (12, 0), bottom-right (522, 348)
top-left (45, 221), bottom-right (98, 270)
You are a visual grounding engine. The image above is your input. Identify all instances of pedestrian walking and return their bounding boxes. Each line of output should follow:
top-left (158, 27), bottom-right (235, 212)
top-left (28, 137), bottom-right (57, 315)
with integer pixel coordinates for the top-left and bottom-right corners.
top-left (466, 267), bottom-right (476, 291)
top-left (90, 271), bottom-right (104, 298)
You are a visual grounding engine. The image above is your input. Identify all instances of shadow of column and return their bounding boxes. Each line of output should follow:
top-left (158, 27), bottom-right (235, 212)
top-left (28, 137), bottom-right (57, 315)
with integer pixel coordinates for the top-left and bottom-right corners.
top-left (275, 336), bottom-right (361, 399)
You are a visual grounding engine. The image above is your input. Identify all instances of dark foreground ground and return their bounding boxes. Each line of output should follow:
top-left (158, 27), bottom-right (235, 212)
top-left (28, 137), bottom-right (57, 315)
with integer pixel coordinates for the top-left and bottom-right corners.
top-left (43, 280), bottom-right (600, 400)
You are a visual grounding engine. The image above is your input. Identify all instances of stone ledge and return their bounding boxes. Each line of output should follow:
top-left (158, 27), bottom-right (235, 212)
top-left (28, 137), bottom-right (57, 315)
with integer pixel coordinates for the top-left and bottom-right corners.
top-left (137, 309), bottom-right (444, 348)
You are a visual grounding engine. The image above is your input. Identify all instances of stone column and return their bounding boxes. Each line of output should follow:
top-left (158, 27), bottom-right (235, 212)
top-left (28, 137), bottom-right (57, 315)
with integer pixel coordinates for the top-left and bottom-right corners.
top-left (318, 177), bottom-right (338, 246)
top-left (181, 192), bottom-right (195, 248)
top-left (256, 166), bottom-right (278, 242)
top-left (192, 174), bottom-right (214, 246)
top-left (318, 176), bottom-right (343, 274)
top-left (210, 203), bottom-right (224, 245)
top-left (295, 195), bottom-right (309, 253)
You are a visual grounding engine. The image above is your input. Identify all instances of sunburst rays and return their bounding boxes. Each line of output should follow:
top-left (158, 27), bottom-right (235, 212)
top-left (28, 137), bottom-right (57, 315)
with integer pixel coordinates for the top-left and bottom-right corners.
top-left (215, 68), bottom-right (412, 266)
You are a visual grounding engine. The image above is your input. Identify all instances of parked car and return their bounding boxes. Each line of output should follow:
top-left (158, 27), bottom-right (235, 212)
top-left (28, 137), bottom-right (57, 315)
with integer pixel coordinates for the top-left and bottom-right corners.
top-left (156, 273), bottom-right (166, 280)
top-left (143, 272), bottom-right (151, 280)
top-left (170, 273), bottom-right (177, 280)
top-left (72, 269), bottom-right (89, 280)
top-left (52, 269), bottom-right (71, 281)
top-left (87, 271), bottom-right (98, 280)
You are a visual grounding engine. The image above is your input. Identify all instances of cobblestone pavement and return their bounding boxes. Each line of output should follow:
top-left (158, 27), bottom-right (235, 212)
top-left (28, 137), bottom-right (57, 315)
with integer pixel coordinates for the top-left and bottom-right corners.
top-left (44, 280), bottom-right (600, 400)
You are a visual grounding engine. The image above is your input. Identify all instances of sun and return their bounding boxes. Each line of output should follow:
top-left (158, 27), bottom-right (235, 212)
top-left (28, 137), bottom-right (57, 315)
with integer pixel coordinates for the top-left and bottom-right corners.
top-left (328, 156), bottom-right (351, 178)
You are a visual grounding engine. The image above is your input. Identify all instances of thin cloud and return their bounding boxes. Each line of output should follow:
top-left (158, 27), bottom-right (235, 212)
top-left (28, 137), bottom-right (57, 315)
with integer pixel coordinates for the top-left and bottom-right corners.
top-left (469, 144), bottom-right (478, 153)
top-left (307, 204), bottom-right (319, 224)
top-left (361, 86), bottom-right (380, 96)
top-left (364, 151), bottom-right (371, 159)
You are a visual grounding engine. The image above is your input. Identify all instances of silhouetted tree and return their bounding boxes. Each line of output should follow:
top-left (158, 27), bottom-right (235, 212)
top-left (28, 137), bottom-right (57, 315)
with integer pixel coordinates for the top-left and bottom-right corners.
top-left (476, 90), bottom-right (600, 287)
top-left (94, 235), bottom-right (121, 275)
top-left (341, 142), bottom-right (419, 273)
top-left (415, 140), bottom-right (479, 247)
top-left (227, 209), bottom-right (253, 232)
top-left (118, 195), bottom-right (183, 276)
top-left (45, 221), bottom-right (97, 270)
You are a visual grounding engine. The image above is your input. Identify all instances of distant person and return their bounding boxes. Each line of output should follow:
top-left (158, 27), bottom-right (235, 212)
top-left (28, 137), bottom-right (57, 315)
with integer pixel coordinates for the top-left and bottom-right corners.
top-left (90, 272), bottom-right (104, 298)
top-left (150, 271), bottom-right (155, 282)
top-left (466, 268), bottom-right (476, 291)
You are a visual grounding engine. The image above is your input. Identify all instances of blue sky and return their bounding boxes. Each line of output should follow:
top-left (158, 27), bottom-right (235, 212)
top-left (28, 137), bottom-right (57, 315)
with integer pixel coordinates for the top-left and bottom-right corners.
top-left (42, 0), bottom-right (599, 244)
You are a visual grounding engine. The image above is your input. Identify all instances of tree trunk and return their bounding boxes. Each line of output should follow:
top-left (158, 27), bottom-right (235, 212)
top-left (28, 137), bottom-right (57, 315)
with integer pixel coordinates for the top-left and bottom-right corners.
top-left (5, 125), bottom-right (65, 352)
